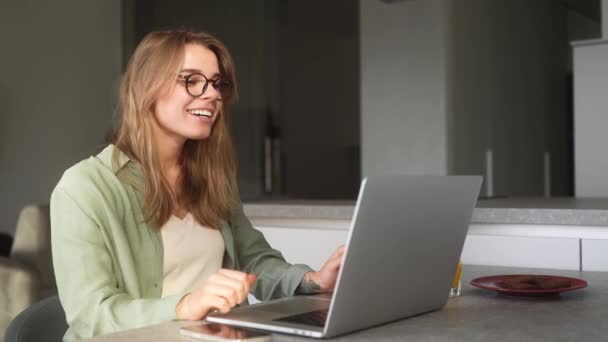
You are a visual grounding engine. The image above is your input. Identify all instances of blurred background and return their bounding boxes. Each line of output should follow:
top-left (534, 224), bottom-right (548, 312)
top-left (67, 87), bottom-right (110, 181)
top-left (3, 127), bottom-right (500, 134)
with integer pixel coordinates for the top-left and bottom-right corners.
top-left (0, 0), bottom-right (604, 236)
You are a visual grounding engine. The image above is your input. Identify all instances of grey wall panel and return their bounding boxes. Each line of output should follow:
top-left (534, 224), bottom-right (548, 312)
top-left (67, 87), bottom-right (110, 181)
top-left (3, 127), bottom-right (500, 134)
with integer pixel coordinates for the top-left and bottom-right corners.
top-left (574, 42), bottom-right (608, 196)
top-left (0, 0), bottom-right (122, 234)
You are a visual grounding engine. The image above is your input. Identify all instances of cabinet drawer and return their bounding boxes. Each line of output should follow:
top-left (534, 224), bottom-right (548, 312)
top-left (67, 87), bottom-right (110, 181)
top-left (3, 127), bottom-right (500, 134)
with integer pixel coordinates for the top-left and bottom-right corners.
top-left (581, 239), bottom-right (608, 271)
top-left (461, 235), bottom-right (580, 270)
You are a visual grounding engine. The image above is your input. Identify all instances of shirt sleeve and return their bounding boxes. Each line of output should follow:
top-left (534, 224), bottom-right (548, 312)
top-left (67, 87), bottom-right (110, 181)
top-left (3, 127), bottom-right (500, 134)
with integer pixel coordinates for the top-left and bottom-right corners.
top-left (50, 185), bottom-right (184, 340)
top-left (228, 201), bottom-right (319, 301)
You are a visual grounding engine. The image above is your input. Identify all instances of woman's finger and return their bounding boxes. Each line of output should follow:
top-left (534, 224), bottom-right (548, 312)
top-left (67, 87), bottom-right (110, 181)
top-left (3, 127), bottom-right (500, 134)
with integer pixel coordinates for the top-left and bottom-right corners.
top-left (206, 274), bottom-right (251, 304)
top-left (218, 269), bottom-right (249, 282)
top-left (217, 269), bottom-right (256, 288)
top-left (330, 250), bottom-right (345, 263)
top-left (328, 245), bottom-right (345, 260)
top-left (323, 247), bottom-right (345, 269)
top-left (201, 284), bottom-right (238, 307)
top-left (203, 283), bottom-right (241, 308)
top-left (325, 246), bottom-right (346, 266)
top-left (206, 295), bottom-right (231, 314)
top-left (246, 273), bottom-right (257, 286)
top-left (324, 256), bottom-right (343, 272)
top-left (216, 270), bottom-right (253, 299)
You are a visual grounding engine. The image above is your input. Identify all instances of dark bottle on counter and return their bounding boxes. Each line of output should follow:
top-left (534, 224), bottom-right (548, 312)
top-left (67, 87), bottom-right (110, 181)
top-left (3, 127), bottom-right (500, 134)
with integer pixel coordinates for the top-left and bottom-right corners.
top-left (263, 108), bottom-right (282, 195)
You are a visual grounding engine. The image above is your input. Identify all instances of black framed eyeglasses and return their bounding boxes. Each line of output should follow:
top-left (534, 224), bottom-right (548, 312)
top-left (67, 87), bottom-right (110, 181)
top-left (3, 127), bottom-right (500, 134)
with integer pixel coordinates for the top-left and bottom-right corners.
top-left (178, 73), bottom-right (232, 98)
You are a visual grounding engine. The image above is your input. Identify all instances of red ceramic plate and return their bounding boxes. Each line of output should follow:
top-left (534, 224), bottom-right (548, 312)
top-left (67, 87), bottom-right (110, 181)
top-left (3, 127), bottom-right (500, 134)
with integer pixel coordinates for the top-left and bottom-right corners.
top-left (470, 274), bottom-right (588, 297)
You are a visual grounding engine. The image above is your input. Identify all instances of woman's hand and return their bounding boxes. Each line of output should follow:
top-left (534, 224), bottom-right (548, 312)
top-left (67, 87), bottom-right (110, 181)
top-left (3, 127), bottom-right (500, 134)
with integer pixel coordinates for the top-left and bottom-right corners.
top-left (305, 245), bottom-right (345, 292)
top-left (175, 269), bottom-right (256, 320)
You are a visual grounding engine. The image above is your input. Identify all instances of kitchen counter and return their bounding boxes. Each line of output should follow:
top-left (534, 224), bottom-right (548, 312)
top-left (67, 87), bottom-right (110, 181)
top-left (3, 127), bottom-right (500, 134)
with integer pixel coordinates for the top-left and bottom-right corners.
top-left (243, 197), bottom-right (608, 227)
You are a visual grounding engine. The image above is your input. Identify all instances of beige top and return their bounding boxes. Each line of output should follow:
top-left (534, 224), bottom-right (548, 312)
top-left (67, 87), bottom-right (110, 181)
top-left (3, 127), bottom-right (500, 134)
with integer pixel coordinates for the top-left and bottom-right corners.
top-left (160, 213), bottom-right (224, 297)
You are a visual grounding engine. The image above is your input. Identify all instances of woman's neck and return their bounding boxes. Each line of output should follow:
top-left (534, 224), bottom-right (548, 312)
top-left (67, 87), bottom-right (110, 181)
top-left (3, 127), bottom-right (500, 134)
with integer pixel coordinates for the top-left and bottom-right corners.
top-left (150, 122), bottom-right (188, 216)
top-left (164, 158), bottom-right (187, 219)
top-left (150, 117), bottom-right (186, 173)
top-left (157, 142), bottom-right (182, 173)
top-left (158, 145), bottom-right (183, 198)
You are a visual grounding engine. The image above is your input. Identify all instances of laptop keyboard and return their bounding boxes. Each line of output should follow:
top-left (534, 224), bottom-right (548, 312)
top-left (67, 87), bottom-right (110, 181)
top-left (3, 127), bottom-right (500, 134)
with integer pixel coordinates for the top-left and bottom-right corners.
top-left (275, 309), bottom-right (329, 327)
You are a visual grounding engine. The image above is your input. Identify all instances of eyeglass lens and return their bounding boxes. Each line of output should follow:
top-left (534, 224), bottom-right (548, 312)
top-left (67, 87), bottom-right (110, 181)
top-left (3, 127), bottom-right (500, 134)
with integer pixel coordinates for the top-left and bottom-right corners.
top-left (183, 73), bottom-right (231, 98)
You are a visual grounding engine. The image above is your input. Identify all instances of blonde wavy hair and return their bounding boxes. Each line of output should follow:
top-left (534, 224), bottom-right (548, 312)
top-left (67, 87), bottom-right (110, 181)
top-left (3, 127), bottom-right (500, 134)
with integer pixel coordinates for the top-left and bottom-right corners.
top-left (112, 30), bottom-right (238, 229)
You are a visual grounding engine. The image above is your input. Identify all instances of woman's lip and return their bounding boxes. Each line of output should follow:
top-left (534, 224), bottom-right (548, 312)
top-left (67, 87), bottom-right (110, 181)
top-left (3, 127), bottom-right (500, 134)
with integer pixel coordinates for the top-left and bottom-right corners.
top-left (189, 112), bottom-right (213, 121)
top-left (191, 114), bottom-right (212, 119)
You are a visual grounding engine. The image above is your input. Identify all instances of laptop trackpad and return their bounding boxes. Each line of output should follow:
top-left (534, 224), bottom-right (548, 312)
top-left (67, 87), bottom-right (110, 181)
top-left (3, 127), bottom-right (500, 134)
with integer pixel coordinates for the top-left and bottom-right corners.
top-left (253, 296), bottom-right (329, 315)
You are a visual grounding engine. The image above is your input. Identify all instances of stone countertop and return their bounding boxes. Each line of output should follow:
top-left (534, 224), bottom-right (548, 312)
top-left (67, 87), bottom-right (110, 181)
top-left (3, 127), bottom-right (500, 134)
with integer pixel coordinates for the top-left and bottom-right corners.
top-left (85, 265), bottom-right (602, 342)
top-left (243, 197), bottom-right (608, 227)
top-left (571, 38), bottom-right (608, 47)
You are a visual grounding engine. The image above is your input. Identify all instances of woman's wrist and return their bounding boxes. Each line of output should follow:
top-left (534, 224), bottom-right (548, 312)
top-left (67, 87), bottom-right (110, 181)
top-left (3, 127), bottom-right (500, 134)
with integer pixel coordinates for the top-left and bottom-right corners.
top-left (302, 271), bottom-right (322, 292)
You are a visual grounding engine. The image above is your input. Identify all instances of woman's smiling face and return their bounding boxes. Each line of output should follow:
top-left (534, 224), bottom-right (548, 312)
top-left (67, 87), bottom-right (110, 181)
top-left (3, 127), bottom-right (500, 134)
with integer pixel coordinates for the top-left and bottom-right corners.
top-left (153, 43), bottom-right (224, 145)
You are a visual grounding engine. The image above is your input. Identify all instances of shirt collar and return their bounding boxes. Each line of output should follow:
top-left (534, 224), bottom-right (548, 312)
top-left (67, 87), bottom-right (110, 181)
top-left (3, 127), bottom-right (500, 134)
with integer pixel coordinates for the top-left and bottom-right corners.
top-left (97, 144), bottom-right (134, 175)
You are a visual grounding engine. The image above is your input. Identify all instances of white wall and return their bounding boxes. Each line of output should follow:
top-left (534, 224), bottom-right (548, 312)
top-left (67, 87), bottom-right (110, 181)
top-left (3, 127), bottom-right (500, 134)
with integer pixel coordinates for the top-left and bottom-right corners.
top-left (0, 0), bottom-right (122, 234)
top-left (360, 0), bottom-right (449, 177)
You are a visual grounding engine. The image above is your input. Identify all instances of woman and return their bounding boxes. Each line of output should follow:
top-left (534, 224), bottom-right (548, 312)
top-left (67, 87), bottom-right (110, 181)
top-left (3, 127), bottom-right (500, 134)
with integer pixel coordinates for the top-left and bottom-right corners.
top-left (50, 30), bottom-right (344, 341)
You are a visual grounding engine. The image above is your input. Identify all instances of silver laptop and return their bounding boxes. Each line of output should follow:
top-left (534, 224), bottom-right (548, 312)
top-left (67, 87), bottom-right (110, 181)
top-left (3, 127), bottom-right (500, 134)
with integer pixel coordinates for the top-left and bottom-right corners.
top-left (207, 175), bottom-right (482, 338)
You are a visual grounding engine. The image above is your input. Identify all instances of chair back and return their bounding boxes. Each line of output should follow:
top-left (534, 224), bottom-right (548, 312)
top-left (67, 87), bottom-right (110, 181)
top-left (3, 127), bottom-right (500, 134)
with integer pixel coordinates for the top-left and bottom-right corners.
top-left (4, 296), bottom-right (67, 342)
top-left (9, 205), bottom-right (55, 297)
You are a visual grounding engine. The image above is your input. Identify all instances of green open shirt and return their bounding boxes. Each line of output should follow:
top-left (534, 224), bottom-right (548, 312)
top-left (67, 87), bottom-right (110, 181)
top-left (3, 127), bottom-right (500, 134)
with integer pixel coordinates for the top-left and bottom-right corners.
top-left (50, 145), bottom-right (316, 341)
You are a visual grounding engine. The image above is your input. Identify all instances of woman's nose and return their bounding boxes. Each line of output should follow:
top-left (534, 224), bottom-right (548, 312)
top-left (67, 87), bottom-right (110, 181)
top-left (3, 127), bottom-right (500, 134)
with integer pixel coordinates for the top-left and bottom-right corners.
top-left (203, 83), bottom-right (221, 100)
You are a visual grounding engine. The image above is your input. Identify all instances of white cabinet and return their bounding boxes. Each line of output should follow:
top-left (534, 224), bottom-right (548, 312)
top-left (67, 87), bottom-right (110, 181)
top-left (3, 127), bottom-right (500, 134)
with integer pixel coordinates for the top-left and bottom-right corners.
top-left (253, 221), bottom-right (606, 272)
top-left (248, 226), bottom-right (347, 303)
top-left (461, 235), bottom-right (580, 270)
top-left (255, 226), bottom-right (349, 270)
top-left (581, 239), bottom-right (608, 271)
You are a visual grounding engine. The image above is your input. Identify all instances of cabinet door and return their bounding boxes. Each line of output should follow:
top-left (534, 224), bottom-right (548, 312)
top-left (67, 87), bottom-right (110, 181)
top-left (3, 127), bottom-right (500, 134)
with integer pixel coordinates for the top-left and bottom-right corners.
top-left (255, 226), bottom-right (349, 270)
top-left (581, 239), bottom-right (608, 271)
top-left (574, 43), bottom-right (608, 196)
top-left (461, 235), bottom-right (580, 270)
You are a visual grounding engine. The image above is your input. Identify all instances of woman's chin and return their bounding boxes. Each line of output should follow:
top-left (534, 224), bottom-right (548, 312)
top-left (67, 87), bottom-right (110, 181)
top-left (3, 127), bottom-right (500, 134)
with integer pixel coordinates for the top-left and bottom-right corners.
top-left (189, 134), bottom-right (211, 141)
top-left (184, 130), bottom-right (212, 141)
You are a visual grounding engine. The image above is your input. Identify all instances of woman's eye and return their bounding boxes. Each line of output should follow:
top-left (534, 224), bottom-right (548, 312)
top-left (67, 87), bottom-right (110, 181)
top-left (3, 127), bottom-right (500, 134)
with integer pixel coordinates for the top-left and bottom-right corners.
top-left (214, 80), bottom-right (230, 91)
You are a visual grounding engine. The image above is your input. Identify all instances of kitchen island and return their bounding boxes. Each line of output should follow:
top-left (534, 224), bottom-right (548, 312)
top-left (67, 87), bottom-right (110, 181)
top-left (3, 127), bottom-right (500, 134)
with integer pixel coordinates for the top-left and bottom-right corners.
top-left (242, 198), bottom-right (608, 272)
